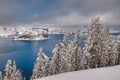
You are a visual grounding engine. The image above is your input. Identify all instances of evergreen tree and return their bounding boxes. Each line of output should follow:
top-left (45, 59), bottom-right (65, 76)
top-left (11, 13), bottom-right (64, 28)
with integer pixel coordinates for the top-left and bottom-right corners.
top-left (4, 60), bottom-right (22, 80)
top-left (71, 29), bottom-right (82, 71)
top-left (31, 48), bottom-right (45, 79)
top-left (50, 43), bottom-right (61, 74)
top-left (59, 34), bottom-right (70, 72)
top-left (100, 27), bottom-right (119, 66)
top-left (44, 60), bottom-right (50, 76)
top-left (58, 28), bottom-right (83, 72)
top-left (4, 60), bottom-right (13, 80)
top-left (114, 33), bottom-right (120, 65)
top-left (0, 71), bottom-right (2, 80)
top-left (12, 60), bottom-right (18, 80)
top-left (12, 60), bottom-right (22, 80)
top-left (65, 42), bottom-right (74, 71)
top-left (99, 26), bottom-right (110, 67)
top-left (42, 50), bottom-right (50, 76)
top-left (83, 17), bottom-right (102, 68)
top-left (62, 33), bottom-right (69, 48)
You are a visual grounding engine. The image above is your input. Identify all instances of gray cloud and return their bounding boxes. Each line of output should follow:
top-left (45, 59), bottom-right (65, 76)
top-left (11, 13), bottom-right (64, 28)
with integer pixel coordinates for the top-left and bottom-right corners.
top-left (0, 0), bottom-right (44, 25)
top-left (31, 0), bottom-right (120, 26)
top-left (0, 0), bottom-right (120, 27)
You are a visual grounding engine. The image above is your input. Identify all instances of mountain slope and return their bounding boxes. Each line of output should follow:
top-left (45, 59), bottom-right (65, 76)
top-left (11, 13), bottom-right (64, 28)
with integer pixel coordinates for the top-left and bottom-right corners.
top-left (36, 65), bottom-right (120, 80)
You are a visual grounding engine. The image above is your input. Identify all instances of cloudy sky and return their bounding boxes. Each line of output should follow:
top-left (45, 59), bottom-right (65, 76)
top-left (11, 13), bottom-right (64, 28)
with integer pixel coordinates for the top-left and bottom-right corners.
top-left (0, 0), bottom-right (120, 27)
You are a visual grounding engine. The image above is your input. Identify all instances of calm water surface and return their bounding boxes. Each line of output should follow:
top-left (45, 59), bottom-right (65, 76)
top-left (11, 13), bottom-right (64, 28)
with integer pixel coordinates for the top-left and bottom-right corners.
top-left (0, 34), bottom-right (65, 80)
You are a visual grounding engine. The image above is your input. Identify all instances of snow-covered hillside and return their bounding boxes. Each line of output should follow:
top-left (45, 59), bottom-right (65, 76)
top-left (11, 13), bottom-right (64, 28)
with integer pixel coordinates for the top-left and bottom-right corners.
top-left (36, 65), bottom-right (120, 80)
top-left (0, 27), bottom-right (70, 37)
top-left (0, 27), bottom-right (70, 40)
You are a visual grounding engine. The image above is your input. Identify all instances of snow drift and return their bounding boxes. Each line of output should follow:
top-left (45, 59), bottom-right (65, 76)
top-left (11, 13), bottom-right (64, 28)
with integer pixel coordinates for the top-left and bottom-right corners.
top-left (36, 65), bottom-right (120, 80)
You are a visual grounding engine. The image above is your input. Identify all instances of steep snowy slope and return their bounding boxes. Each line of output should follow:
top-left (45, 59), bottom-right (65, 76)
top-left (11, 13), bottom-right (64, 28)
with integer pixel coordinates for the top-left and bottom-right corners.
top-left (36, 65), bottom-right (120, 80)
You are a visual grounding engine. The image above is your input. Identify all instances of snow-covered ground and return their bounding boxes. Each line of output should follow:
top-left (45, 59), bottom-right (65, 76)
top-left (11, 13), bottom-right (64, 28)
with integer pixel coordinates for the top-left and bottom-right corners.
top-left (36, 65), bottom-right (120, 80)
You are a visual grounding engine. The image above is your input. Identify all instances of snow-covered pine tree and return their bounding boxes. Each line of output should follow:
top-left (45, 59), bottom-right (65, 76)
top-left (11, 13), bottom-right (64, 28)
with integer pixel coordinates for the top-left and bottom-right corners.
top-left (15, 70), bottom-right (22, 80)
top-left (114, 32), bottom-right (120, 65)
top-left (4, 60), bottom-right (13, 80)
top-left (31, 48), bottom-right (45, 79)
top-left (99, 26), bottom-right (111, 67)
top-left (62, 33), bottom-right (70, 48)
top-left (58, 28), bottom-right (83, 72)
top-left (0, 71), bottom-right (2, 80)
top-left (100, 27), bottom-right (118, 67)
top-left (50, 43), bottom-right (61, 75)
top-left (41, 50), bottom-right (50, 76)
top-left (12, 60), bottom-right (22, 80)
top-left (59, 34), bottom-right (71, 73)
top-left (12, 60), bottom-right (17, 79)
top-left (65, 41), bottom-right (74, 72)
top-left (44, 60), bottom-right (50, 76)
top-left (106, 27), bottom-right (115, 66)
top-left (70, 28), bottom-right (83, 71)
top-left (83, 17), bottom-right (102, 68)
top-left (4, 60), bottom-right (22, 80)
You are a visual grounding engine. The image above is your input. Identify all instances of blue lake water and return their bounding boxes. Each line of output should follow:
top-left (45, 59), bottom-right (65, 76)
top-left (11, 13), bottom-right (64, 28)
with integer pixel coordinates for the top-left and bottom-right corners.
top-left (0, 34), bottom-right (66, 80)
top-left (0, 33), bottom-right (117, 80)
